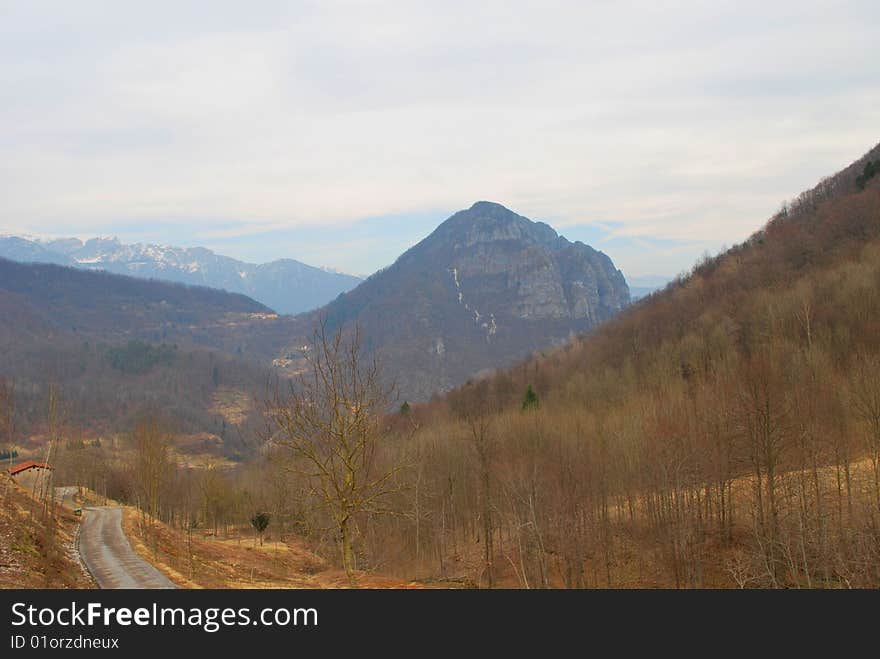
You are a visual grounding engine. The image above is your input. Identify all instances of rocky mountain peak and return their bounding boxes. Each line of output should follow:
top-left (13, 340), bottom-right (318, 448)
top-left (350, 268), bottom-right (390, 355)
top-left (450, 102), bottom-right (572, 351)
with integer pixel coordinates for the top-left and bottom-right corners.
top-left (430, 200), bottom-right (560, 250)
top-left (404, 201), bottom-right (629, 324)
top-left (289, 202), bottom-right (631, 400)
top-left (82, 236), bottom-right (121, 249)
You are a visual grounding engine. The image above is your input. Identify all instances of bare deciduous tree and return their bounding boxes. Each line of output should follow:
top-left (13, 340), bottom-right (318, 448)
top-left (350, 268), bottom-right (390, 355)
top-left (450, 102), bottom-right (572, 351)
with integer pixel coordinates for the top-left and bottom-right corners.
top-left (132, 414), bottom-right (172, 529)
top-left (265, 322), bottom-right (400, 584)
top-left (852, 354), bottom-right (880, 513)
top-left (449, 380), bottom-right (499, 588)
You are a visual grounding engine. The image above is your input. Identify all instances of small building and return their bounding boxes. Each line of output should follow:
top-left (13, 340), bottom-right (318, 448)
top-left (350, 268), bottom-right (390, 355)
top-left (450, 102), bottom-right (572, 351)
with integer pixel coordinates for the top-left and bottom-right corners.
top-left (7, 460), bottom-right (53, 477)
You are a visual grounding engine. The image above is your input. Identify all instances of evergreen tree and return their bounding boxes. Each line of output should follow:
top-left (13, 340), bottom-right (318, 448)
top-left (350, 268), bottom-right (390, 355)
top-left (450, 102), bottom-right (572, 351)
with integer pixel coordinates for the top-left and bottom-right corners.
top-left (250, 511), bottom-right (271, 546)
top-left (522, 384), bottom-right (539, 411)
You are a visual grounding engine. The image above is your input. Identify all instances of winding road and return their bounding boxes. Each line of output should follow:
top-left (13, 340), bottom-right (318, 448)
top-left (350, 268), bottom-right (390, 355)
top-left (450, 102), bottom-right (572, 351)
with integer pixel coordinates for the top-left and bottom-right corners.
top-left (55, 487), bottom-right (175, 589)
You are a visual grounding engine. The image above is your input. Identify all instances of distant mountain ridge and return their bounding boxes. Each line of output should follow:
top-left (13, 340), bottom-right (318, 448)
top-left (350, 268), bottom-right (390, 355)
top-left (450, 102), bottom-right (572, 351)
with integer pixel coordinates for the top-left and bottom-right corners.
top-left (628, 274), bottom-right (672, 300)
top-left (0, 235), bottom-right (361, 315)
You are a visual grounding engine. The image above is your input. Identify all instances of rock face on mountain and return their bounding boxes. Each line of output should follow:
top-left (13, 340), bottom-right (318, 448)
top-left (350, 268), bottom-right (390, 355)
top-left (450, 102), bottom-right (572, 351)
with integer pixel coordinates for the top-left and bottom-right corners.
top-left (0, 236), bottom-right (361, 315)
top-left (420, 201), bottom-right (629, 323)
top-left (286, 201), bottom-right (630, 400)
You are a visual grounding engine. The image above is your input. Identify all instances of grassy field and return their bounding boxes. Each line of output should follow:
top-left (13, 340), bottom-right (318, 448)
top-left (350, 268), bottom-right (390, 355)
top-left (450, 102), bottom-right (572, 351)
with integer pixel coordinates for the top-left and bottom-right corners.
top-left (122, 505), bottom-right (423, 589)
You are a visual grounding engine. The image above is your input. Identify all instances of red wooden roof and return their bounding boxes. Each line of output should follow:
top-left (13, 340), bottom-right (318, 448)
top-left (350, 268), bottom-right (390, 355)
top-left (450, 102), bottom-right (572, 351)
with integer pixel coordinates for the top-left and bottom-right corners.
top-left (7, 460), bottom-right (53, 476)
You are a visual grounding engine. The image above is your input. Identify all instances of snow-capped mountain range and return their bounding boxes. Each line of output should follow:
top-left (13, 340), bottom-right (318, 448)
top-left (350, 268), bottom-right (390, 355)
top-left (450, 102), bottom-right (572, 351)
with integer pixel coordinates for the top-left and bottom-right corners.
top-left (0, 235), bottom-right (361, 315)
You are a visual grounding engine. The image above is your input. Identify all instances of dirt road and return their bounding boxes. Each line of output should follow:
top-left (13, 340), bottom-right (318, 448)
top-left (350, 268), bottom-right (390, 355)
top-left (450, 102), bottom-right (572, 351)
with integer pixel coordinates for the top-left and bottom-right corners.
top-left (78, 506), bottom-right (176, 589)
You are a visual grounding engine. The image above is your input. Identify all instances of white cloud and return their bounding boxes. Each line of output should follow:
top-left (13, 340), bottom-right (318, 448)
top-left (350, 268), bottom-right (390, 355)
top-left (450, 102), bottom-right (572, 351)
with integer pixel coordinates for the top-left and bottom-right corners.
top-left (0, 1), bottom-right (877, 276)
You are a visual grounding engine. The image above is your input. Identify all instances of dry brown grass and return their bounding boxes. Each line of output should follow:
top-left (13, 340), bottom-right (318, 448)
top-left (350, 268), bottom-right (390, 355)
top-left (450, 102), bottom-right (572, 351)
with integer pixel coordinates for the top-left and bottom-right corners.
top-left (121, 506), bottom-right (423, 589)
top-left (0, 477), bottom-right (93, 589)
top-left (210, 387), bottom-right (252, 426)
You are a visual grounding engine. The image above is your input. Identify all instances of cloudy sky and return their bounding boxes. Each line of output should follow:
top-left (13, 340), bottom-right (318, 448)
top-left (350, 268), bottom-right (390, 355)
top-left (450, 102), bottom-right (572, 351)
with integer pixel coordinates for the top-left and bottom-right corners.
top-left (1, 1), bottom-right (877, 278)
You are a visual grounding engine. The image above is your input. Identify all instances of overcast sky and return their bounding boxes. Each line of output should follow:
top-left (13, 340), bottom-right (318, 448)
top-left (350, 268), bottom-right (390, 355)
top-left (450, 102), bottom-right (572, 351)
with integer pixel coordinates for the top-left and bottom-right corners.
top-left (1, 1), bottom-right (877, 278)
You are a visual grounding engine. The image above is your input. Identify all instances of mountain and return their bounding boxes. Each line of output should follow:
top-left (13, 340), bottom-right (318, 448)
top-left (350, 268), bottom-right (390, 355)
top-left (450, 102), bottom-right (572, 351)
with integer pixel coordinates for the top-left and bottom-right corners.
top-left (0, 236), bottom-right (75, 266)
top-left (281, 201), bottom-right (630, 400)
top-left (0, 236), bottom-right (361, 315)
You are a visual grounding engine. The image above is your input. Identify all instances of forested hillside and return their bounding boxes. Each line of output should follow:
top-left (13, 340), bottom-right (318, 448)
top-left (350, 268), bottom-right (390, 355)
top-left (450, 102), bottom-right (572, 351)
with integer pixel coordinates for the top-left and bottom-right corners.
top-left (0, 258), bottom-right (270, 341)
top-left (0, 260), bottom-right (273, 455)
top-left (365, 142), bottom-right (880, 587)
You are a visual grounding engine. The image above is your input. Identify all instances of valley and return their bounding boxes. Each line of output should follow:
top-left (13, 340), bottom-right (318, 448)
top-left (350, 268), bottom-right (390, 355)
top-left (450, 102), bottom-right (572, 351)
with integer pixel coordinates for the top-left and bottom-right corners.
top-left (2, 143), bottom-right (879, 589)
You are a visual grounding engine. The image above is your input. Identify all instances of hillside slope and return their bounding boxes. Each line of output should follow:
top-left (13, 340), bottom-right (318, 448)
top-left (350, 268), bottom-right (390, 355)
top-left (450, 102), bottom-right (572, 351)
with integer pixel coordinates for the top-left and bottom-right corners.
top-left (0, 257), bottom-right (296, 357)
top-left (0, 260), bottom-right (274, 453)
top-left (0, 477), bottom-right (92, 589)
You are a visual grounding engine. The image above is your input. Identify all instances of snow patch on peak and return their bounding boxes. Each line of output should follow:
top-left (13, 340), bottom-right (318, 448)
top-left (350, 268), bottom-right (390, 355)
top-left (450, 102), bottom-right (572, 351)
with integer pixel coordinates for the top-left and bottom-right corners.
top-left (450, 266), bottom-right (498, 342)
